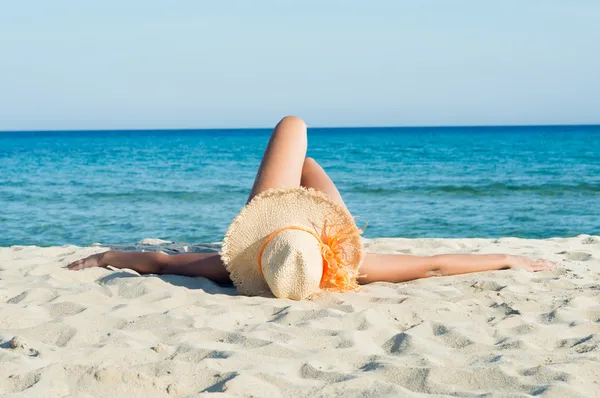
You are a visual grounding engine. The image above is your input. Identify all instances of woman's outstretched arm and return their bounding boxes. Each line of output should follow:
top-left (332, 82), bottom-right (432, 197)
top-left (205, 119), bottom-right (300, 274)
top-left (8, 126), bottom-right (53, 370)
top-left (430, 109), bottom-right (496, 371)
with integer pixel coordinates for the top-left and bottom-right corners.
top-left (67, 251), bottom-right (231, 283)
top-left (357, 253), bottom-right (558, 284)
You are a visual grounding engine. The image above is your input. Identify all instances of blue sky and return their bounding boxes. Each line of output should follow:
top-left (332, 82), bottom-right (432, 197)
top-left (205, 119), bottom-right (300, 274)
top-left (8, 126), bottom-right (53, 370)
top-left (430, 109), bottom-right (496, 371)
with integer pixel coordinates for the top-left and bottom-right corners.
top-left (1, 1), bottom-right (599, 130)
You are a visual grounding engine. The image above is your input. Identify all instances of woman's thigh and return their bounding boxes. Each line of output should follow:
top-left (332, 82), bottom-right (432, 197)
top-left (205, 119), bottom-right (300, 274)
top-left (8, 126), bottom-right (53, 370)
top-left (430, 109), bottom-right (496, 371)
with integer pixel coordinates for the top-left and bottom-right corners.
top-left (247, 116), bottom-right (308, 203)
top-left (300, 157), bottom-right (349, 212)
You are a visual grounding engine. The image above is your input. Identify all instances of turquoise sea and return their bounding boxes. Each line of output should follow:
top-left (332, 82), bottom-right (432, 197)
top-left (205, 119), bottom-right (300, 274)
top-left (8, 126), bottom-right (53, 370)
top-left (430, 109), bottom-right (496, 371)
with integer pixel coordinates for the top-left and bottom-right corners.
top-left (1, 125), bottom-right (599, 247)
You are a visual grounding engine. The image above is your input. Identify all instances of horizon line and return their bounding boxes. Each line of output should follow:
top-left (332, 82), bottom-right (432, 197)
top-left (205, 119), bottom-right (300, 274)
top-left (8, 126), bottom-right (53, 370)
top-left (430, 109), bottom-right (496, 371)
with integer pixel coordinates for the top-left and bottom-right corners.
top-left (1, 122), bottom-right (599, 134)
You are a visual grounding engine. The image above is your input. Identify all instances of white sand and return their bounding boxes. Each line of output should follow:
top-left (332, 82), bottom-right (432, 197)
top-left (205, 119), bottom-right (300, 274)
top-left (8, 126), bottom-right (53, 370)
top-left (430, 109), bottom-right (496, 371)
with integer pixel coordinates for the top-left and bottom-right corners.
top-left (1, 236), bottom-right (599, 397)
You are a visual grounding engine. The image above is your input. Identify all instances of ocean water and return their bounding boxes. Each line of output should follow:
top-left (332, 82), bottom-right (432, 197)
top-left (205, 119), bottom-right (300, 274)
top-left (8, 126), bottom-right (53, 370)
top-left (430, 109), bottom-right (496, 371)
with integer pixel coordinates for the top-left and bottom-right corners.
top-left (1, 125), bottom-right (599, 247)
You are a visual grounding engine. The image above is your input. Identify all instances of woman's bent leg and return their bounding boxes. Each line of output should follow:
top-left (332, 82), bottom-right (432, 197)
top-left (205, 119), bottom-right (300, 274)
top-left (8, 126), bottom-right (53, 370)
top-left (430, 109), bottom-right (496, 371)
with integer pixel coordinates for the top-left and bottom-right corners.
top-left (300, 157), bottom-right (349, 212)
top-left (247, 116), bottom-right (308, 203)
top-left (248, 116), bottom-right (349, 212)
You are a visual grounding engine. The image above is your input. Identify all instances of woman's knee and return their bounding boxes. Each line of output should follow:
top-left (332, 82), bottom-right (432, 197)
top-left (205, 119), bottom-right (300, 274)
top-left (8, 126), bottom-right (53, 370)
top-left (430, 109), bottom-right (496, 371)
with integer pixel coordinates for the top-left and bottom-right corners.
top-left (303, 156), bottom-right (317, 168)
top-left (276, 115), bottom-right (307, 132)
top-left (302, 157), bottom-right (319, 176)
top-left (270, 116), bottom-right (308, 150)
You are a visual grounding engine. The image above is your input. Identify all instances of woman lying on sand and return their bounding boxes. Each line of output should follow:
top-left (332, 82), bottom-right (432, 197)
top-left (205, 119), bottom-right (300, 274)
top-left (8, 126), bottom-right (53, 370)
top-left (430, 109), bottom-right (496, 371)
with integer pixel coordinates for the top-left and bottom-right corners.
top-left (68, 116), bottom-right (557, 299)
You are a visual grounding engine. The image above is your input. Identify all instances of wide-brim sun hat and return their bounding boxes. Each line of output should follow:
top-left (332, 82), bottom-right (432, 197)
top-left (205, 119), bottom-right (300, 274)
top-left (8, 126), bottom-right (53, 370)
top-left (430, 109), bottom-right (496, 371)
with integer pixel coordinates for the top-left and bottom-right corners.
top-left (220, 187), bottom-right (364, 300)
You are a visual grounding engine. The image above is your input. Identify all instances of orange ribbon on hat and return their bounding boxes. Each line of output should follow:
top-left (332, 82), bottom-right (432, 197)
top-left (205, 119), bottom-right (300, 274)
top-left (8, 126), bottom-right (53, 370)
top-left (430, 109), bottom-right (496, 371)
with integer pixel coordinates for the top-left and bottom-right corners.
top-left (257, 220), bottom-right (364, 292)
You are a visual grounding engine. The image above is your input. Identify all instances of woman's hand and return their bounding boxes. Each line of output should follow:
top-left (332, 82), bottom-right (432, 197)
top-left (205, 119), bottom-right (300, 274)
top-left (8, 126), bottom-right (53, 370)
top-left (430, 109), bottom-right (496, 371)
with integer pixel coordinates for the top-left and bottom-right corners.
top-left (66, 252), bottom-right (107, 270)
top-left (65, 251), bottom-right (164, 275)
top-left (507, 255), bottom-right (558, 272)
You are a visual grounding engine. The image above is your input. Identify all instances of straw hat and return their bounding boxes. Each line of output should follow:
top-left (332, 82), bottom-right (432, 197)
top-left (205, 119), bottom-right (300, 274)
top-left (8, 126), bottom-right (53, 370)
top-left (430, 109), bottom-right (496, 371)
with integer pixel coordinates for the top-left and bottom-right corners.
top-left (220, 187), bottom-right (364, 300)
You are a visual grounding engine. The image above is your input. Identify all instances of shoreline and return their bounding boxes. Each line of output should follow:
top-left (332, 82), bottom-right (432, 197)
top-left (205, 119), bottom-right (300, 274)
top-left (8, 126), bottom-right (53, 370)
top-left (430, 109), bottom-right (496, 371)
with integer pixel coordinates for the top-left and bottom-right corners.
top-left (4, 233), bottom-right (599, 250)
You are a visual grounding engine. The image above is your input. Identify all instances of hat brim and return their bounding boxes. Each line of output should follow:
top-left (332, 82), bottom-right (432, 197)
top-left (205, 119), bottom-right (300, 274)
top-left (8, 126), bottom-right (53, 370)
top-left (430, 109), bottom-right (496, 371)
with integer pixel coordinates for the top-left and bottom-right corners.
top-left (220, 187), bottom-right (364, 297)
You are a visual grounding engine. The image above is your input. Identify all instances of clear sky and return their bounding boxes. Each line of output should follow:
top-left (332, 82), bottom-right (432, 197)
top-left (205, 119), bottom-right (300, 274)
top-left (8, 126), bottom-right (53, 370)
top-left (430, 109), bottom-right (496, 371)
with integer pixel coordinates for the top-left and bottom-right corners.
top-left (1, 1), bottom-right (599, 130)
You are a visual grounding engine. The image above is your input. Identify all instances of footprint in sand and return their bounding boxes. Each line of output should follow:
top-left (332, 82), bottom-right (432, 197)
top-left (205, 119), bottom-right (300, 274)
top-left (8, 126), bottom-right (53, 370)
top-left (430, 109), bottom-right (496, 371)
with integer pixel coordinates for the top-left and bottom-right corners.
top-left (45, 301), bottom-right (86, 319)
top-left (1, 336), bottom-right (40, 357)
top-left (6, 288), bottom-right (58, 305)
top-left (3, 372), bottom-right (41, 394)
top-left (558, 251), bottom-right (593, 262)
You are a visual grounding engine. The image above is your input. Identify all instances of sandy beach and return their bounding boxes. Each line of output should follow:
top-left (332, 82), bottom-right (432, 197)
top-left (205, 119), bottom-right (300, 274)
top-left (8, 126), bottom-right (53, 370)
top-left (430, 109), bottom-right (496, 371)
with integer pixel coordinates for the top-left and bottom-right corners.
top-left (1, 236), bottom-right (599, 397)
